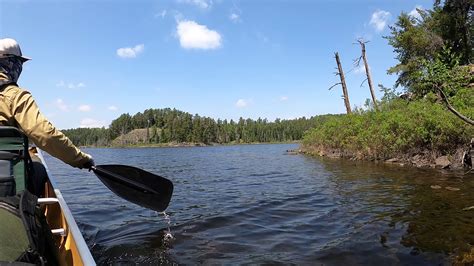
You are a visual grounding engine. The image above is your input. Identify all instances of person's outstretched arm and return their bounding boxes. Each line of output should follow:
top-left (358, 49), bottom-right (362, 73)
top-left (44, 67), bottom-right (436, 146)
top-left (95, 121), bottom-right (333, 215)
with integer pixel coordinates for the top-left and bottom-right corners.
top-left (8, 87), bottom-right (93, 168)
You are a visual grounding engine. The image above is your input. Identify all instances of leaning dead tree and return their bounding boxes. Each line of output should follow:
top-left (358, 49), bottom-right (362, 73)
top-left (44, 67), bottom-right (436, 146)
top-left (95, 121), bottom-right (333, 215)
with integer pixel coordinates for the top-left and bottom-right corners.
top-left (436, 84), bottom-right (474, 126)
top-left (355, 39), bottom-right (378, 111)
top-left (329, 52), bottom-right (351, 114)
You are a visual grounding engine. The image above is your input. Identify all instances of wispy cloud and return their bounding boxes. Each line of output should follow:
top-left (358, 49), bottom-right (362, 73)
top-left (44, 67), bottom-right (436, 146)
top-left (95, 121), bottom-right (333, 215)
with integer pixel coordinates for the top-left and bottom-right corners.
top-left (55, 98), bottom-right (69, 112)
top-left (235, 99), bottom-right (249, 108)
top-left (56, 80), bottom-right (85, 89)
top-left (229, 3), bottom-right (242, 23)
top-left (155, 10), bottom-right (167, 19)
top-left (108, 105), bottom-right (118, 111)
top-left (229, 13), bottom-right (240, 23)
top-left (354, 64), bottom-right (366, 74)
top-left (76, 83), bottom-right (85, 88)
top-left (69, 82), bottom-right (85, 89)
top-left (176, 20), bottom-right (222, 50)
top-left (408, 5), bottom-right (423, 20)
top-left (78, 105), bottom-right (91, 112)
top-left (177, 0), bottom-right (212, 9)
top-left (173, 11), bottom-right (184, 22)
top-left (117, 44), bottom-right (145, 58)
top-left (80, 118), bottom-right (107, 128)
top-left (256, 31), bottom-right (269, 44)
top-left (280, 96), bottom-right (288, 101)
top-left (369, 10), bottom-right (390, 32)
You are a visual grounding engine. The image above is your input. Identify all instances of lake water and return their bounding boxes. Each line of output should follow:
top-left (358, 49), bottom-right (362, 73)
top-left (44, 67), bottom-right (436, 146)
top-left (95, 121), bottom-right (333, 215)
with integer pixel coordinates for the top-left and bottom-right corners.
top-left (43, 144), bottom-right (474, 265)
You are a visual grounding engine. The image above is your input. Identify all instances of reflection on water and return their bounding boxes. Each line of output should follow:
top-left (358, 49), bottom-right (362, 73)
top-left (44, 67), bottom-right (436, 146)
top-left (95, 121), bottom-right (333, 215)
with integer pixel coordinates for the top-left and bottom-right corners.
top-left (44, 144), bottom-right (474, 264)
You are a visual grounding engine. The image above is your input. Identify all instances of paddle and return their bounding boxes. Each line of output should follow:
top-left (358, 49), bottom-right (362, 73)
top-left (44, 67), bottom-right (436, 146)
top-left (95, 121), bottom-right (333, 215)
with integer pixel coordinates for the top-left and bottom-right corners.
top-left (91, 165), bottom-right (173, 212)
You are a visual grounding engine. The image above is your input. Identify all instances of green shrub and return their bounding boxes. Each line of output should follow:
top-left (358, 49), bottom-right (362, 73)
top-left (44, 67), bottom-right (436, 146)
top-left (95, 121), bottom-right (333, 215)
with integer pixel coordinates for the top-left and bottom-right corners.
top-left (302, 98), bottom-right (473, 160)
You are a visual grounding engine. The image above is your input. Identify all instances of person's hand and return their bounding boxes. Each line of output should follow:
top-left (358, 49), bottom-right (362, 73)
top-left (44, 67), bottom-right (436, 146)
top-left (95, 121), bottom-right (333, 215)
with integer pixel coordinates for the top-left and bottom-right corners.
top-left (82, 156), bottom-right (95, 170)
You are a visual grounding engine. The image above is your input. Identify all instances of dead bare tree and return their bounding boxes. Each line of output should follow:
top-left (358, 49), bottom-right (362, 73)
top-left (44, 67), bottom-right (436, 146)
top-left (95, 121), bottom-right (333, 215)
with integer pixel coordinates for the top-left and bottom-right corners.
top-left (354, 39), bottom-right (379, 111)
top-left (329, 52), bottom-right (351, 114)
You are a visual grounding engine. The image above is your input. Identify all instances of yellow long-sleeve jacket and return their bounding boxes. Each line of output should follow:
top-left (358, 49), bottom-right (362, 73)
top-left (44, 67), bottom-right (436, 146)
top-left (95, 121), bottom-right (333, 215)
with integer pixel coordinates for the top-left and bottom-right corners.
top-left (0, 83), bottom-right (91, 168)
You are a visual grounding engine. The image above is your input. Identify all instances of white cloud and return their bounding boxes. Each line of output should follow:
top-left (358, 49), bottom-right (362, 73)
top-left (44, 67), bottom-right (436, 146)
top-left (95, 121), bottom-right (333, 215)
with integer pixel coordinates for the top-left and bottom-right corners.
top-left (78, 105), bottom-right (91, 112)
top-left (370, 10), bottom-right (390, 32)
top-left (280, 96), bottom-right (288, 101)
top-left (55, 99), bottom-right (69, 112)
top-left (177, 0), bottom-right (212, 9)
top-left (57, 81), bottom-right (85, 89)
top-left (67, 83), bottom-right (85, 89)
top-left (80, 118), bottom-right (107, 128)
top-left (229, 13), bottom-right (240, 23)
top-left (176, 20), bottom-right (222, 50)
top-left (409, 5), bottom-right (423, 20)
top-left (117, 44), bottom-right (145, 58)
top-left (108, 105), bottom-right (118, 111)
top-left (235, 99), bottom-right (249, 108)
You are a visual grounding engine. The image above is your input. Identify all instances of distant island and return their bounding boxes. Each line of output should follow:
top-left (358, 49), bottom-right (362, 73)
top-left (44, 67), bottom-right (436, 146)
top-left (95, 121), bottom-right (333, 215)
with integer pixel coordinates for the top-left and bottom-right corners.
top-left (62, 108), bottom-right (337, 147)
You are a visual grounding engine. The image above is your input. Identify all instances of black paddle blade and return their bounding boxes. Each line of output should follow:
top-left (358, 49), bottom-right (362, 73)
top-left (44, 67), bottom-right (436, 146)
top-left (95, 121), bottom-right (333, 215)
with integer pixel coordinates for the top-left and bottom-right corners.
top-left (92, 165), bottom-right (173, 212)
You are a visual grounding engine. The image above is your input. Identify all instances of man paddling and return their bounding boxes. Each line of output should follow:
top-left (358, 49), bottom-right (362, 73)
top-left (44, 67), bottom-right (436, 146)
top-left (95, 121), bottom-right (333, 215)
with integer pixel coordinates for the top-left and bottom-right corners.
top-left (0, 38), bottom-right (94, 170)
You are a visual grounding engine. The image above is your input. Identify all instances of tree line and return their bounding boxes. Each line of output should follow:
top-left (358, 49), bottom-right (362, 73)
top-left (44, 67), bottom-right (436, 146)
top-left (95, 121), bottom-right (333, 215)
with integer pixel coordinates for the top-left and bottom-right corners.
top-left (62, 108), bottom-right (338, 146)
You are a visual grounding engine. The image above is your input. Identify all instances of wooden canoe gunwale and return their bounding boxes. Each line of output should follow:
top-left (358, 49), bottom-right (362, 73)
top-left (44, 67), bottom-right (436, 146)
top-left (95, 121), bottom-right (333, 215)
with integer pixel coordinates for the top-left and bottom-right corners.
top-left (36, 149), bottom-right (96, 266)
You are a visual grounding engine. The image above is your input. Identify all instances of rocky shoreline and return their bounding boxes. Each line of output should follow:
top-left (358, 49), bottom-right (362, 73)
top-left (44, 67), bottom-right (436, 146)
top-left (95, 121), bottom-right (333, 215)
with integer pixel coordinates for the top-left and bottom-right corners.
top-left (294, 145), bottom-right (471, 171)
top-left (83, 141), bottom-right (300, 149)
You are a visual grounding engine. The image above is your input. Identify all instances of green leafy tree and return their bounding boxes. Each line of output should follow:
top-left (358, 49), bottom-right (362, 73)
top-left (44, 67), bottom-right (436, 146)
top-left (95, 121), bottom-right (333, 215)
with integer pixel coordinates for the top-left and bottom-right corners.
top-left (387, 1), bottom-right (473, 92)
top-left (387, 0), bottom-right (473, 125)
top-left (435, 0), bottom-right (474, 64)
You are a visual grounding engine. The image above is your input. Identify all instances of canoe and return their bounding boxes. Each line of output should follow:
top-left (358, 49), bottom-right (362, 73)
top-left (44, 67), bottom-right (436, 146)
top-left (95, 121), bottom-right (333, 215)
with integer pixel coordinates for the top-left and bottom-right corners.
top-left (34, 148), bottom-right (96, 266)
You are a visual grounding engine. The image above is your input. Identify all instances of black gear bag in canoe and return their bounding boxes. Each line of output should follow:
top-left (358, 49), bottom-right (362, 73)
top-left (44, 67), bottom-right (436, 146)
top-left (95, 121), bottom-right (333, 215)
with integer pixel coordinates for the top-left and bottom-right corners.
top-left (0, 190), bottom-right (58, 265)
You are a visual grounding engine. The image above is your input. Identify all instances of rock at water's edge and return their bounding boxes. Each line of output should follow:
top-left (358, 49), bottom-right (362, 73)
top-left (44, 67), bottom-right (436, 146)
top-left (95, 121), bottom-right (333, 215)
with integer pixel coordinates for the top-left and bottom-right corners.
top-left (435, 156), bottom-right (451, 169)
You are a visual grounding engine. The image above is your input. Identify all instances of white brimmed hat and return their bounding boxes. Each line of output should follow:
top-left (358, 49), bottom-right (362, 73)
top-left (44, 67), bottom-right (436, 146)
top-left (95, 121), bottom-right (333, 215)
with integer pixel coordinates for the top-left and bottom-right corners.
top-left (0, 38), bottom-right (31, 62)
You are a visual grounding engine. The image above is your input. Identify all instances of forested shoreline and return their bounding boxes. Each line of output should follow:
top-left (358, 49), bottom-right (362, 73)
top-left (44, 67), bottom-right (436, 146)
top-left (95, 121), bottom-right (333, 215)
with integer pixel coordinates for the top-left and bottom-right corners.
top-left (62, 108), bottom-right (336, 147)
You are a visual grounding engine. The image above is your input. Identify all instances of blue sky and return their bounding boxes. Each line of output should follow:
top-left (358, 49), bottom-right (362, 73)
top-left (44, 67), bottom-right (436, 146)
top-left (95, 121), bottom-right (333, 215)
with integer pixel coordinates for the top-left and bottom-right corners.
top-left (0, 0), bottom-right (432, 129)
